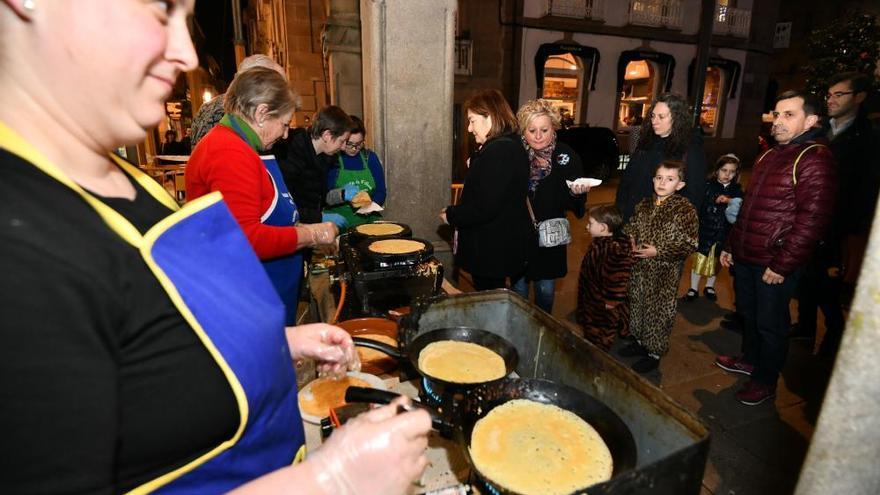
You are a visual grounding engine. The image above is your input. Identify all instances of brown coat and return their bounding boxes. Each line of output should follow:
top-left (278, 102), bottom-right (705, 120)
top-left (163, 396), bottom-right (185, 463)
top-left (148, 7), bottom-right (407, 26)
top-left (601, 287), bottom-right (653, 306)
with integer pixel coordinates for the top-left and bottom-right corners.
top-left (576, 235), bottom-right (635, 350)
top-left (624, 194), bottom-right (698, 356)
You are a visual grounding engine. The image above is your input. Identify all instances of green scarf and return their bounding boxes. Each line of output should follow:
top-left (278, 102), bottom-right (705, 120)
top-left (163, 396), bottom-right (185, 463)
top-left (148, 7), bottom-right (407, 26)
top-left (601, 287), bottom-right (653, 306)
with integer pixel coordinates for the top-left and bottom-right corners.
top-left (219, 113), bottom-right (263, 152)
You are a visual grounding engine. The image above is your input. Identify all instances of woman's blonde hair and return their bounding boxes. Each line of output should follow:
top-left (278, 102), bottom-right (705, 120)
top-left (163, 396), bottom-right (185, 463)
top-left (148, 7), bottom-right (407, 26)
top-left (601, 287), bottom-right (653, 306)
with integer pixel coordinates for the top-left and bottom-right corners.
top-left (224, 67), bottom-right (296, 121)
top-left (516, 99), bottom-right (562, 132)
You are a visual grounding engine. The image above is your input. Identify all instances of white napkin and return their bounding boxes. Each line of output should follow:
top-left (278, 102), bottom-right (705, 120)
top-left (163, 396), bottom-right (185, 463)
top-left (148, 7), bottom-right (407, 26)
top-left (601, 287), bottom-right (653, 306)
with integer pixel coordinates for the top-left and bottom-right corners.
top-left (566, 178), bottom-right (603, 190)
top-left (356, 202), bottom-right (384, 214)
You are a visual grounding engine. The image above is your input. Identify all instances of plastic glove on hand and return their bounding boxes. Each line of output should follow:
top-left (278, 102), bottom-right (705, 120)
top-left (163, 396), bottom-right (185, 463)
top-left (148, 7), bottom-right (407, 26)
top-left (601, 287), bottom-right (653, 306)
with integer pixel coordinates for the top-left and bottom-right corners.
top-left (303, 222), bottom-right (339, 246)
top-left (322, 212), bottom-right (348, 229)
top-left (342, 183), bottom-right (361, 201)
top-left (308, 397), bottom-right (431, 495)
top-left (286, 323), bottom-right (360, 377)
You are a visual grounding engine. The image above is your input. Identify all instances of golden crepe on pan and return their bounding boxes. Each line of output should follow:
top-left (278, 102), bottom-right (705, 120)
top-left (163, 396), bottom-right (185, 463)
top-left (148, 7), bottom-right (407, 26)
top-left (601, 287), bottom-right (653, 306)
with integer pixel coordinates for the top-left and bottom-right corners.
top-left (298, 375), bottom-right (370, 418)
top-left (368, 239), bottom-right (425, 255)
top-left (355, 223), bottom-right (404, 236)
top-left (418, 340), bottom-right (506, 383)
top-left (470, 399), bottom-right (613, 495)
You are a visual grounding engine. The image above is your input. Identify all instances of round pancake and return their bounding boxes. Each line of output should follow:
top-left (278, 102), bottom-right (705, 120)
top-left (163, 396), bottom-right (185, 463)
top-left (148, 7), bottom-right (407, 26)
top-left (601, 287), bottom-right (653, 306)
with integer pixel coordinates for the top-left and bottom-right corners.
top-left (298, 375), bottom-right (370, 418)
top-left (417, 340), bottom-right (505, 383)
top-left (356, 333), bottom-right (398, 366)
top-left (470, 399), bottom-right (613, 495)
top-left (355, 223), bottom-right (404, 236)
top-left (368, 239), bottom-right (425, 255)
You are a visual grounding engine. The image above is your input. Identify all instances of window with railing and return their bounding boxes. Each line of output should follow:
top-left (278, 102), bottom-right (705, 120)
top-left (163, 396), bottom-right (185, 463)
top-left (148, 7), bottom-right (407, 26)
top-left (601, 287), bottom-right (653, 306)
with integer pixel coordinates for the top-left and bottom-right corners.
top-left (455, 39), bottom-right (472, 76)
top-left (541, 0), bottom-right (605, 21)
top-left (628, 0), bottom-right (684, 30)
top-left (714, 3), bottom-right (751, 38)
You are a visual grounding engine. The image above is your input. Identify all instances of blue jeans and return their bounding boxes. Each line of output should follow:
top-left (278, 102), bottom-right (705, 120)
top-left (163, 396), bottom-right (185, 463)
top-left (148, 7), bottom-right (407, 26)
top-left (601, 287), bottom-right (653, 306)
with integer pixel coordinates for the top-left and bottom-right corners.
top-left (512, 278), bottom-right (556, 313)
top-left (734, 262), bottom-right (802, 386)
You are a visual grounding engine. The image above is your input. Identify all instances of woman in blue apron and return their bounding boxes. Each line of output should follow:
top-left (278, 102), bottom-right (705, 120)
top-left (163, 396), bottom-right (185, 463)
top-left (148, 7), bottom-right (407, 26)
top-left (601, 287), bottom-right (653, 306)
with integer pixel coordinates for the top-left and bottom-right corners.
top-left (186, 67), bottom-right (339, 325)
top-left (0, 2), bottom-right (430, 494)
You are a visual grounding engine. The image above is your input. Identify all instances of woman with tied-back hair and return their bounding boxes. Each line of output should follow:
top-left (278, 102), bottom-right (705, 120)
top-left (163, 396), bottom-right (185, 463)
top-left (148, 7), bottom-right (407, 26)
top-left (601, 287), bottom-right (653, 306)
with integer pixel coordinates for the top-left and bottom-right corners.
top-left (615, 93), bottom-right (707, 222)
top-left (0, 1), bottom-right (429, 493)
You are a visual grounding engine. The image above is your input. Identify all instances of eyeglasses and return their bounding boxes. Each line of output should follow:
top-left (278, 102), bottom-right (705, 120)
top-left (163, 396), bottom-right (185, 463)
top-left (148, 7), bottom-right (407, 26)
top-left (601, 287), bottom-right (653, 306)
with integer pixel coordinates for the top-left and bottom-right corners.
top-left (826, 91), bottom-right (854, 100)
top-left (344, 141), bottom-right (364, 150)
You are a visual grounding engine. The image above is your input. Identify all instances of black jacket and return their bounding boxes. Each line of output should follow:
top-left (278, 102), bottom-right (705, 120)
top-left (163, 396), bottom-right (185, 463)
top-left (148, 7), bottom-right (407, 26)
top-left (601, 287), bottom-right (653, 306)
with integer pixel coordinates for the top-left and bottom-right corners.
top-left (446, 133), bottom-right (533, 279)
top-left (615, 132), bottom-right (707, 222)
top-left (697, 179), bottom-right (743, 254)
top-left (524, 141), bottom-right (587, 280)
top-left (273, 128), bottom-right (335, 224)
top-left (828, 115), bottom-right (880, 237)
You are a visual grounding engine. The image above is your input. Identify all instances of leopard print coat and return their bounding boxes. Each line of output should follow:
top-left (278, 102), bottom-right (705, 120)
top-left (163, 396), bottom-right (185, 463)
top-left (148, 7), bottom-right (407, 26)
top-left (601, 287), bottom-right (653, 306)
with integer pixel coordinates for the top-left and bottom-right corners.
top-left (576, 235), bottom-right (635, 350)
top-left (624, 194), bottom-right (698, 356)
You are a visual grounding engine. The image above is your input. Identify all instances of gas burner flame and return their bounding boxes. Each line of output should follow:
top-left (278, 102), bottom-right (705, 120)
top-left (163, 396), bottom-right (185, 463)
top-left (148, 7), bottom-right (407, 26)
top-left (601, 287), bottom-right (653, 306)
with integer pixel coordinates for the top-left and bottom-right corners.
top-left (422, 376), bottom-right (443, 404)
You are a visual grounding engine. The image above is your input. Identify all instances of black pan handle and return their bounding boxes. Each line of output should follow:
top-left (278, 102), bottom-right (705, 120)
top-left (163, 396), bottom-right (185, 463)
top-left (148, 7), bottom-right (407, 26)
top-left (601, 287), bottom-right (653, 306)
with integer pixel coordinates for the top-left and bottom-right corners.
top-left (352, 337), bottom-right (404, 359)
top-left (344, 386), bottom-right (453, 436)
top-left (344, 385), bottom-right (402, 405)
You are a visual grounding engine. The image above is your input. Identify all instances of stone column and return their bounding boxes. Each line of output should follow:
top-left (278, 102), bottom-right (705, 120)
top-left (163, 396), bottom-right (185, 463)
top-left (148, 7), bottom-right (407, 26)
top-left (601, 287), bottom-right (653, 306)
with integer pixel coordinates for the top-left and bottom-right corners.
top-left (325, 0), bottom-right (364, 117)
top-left (795, 202), bottom-right (880, 493)
top-left (360, 0), bottom-right (457, 257)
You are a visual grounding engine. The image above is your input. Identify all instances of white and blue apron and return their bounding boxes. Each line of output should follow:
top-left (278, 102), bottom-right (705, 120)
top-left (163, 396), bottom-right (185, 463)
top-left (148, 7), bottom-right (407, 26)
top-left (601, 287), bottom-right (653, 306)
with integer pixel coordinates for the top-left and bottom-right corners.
top-left (225, 117), bottom-right (304, 326)
top-left (258, 154), bottom-right (304, 326)
top-left (0, 122), bottom-right (306, 494)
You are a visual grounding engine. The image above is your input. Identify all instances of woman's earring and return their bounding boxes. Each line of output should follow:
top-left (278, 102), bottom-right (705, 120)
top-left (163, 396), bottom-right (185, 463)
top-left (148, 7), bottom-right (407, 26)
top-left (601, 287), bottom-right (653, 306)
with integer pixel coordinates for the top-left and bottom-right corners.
top-left (23, 0), bottom-right (36, 11)
top-left (258, 122), bottom-right (264, 128)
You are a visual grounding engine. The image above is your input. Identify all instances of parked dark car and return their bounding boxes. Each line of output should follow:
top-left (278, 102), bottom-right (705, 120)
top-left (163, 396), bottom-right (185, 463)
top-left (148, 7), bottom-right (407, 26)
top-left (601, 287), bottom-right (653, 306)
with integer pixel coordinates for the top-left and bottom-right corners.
top-left (556, 125), bottom-right (620, 180)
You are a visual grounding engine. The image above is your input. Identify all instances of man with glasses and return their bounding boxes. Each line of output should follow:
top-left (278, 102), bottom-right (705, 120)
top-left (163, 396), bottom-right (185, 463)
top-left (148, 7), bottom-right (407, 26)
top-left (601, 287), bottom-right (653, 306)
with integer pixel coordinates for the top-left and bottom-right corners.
top-left (826, 73), bottom-right (879, 293)
top-left (792, 73), bottom-right (879, 356)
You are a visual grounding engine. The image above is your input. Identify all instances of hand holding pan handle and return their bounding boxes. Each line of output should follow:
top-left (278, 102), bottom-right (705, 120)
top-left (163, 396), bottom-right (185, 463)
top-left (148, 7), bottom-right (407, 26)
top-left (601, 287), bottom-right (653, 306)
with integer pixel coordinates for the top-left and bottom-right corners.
top-left (345, 386), bottom-right (454, 437)
top-left (351, 337), bottom-right (404, 358)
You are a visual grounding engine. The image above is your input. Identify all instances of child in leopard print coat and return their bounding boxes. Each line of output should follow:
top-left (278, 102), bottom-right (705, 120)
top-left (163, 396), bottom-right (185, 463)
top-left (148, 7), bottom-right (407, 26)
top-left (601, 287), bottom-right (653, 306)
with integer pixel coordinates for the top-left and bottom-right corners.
top-left (620, 160), bottom-right (698, 373)
top-left (576, 205), bottom-right (635, 351)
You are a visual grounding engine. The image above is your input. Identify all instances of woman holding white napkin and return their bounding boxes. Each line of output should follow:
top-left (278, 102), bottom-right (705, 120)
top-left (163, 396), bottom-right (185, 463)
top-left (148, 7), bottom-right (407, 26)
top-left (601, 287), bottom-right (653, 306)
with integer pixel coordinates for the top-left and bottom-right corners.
top-left (512, 99), bottom-right (590, 313)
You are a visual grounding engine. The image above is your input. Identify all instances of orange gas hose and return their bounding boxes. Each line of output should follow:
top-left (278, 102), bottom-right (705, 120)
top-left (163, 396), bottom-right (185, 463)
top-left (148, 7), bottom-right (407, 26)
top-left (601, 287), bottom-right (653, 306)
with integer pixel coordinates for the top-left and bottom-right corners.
top-left (330, 279), bottom-right (346, 325)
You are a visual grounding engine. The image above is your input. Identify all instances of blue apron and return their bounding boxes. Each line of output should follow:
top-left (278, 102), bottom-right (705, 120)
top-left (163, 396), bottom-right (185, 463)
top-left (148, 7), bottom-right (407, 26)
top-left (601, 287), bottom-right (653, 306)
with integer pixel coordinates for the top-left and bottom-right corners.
top-left (259, 154), bottom-right (304, 326)
top-left (226, 117), bottom-right (304, 325)
top-left (0, 122), bottom-right (306, 494)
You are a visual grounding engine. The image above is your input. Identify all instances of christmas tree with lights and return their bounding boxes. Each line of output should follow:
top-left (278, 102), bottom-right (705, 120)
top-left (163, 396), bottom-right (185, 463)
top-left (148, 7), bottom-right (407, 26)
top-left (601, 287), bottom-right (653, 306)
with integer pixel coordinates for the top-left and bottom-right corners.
top-left (804, 12), bottom-right (879, 95)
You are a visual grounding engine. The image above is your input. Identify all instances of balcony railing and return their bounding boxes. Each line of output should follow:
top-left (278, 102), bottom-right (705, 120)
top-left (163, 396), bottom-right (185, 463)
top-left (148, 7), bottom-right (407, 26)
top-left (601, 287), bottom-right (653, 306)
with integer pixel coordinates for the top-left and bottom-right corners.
top-left (714, 5), bottom-right (751, 38)
top-left (541, 0), bottom-right (605, 21)
top-left (455, 39), bottom-right (473, 76)
top-left (628, 0), bottom-right (683, 30)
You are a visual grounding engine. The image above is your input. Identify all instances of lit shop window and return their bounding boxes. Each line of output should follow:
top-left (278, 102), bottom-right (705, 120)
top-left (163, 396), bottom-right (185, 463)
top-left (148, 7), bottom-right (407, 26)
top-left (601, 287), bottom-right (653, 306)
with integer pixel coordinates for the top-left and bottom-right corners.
top-left (617, 60), bottom-right (656, 130)
top-left (541, 53), bottom-right (584, 126)
top-left (700, 67), bottom-right (723, 136)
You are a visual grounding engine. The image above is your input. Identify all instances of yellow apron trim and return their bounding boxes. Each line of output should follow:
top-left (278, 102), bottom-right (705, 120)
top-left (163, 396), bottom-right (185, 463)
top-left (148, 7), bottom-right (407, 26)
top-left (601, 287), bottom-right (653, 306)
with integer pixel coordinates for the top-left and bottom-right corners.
top-left (0, 120), bottom-right (252, 494)
top-left (127, 191), bottom-right (251, 495)
top-left (110, 154), bottom-right (180, 211)
top-left (293, 444), bottom-right (307, 465)
top-left (0, 121), bottom-right (157, 246)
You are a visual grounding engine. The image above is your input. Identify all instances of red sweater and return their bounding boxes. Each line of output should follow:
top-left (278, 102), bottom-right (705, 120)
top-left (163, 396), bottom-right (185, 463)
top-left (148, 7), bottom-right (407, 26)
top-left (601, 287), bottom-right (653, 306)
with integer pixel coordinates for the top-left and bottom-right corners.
top-left (186, 125), bottom-right (299, 259)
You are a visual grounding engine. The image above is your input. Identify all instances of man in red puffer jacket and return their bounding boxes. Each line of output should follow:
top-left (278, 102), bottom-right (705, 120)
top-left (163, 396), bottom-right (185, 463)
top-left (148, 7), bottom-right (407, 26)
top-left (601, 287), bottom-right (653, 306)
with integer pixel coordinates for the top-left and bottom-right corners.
top-left (715, 90), bottom-right (836, 406)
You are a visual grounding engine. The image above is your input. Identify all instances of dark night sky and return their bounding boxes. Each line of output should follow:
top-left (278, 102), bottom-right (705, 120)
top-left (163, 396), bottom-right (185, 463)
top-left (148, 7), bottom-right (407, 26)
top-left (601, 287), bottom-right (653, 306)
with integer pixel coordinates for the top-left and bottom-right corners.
top-left (194, 1), bottom-right (241, 87)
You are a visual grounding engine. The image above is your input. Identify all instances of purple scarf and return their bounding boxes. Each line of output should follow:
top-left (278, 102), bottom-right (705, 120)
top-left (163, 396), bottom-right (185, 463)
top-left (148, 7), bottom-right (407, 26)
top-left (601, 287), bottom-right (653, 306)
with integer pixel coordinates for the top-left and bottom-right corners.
top-left (525, 135), bottom-right (556, 193)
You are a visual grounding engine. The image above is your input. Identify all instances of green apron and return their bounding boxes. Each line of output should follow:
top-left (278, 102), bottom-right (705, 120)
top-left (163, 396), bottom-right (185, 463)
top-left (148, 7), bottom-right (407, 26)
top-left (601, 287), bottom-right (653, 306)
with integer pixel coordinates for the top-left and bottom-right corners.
top-left (326, 152), bottom-right (380, 229)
